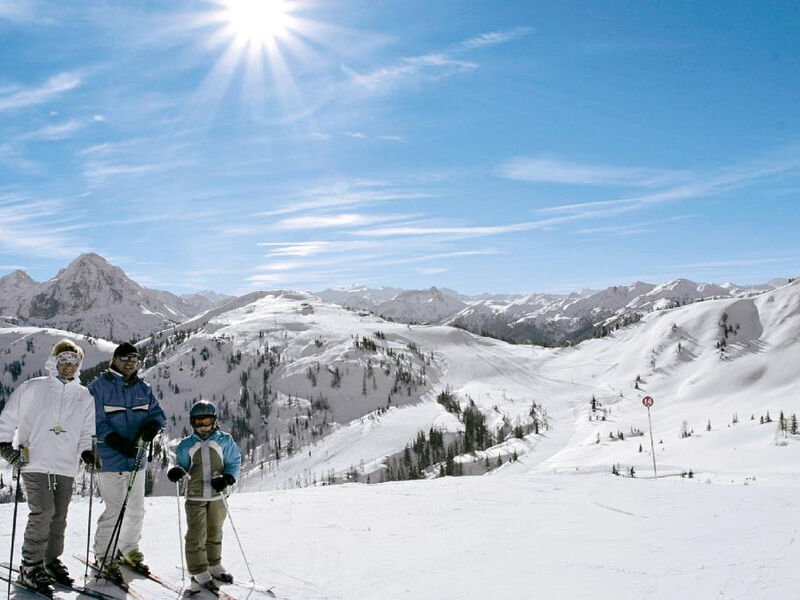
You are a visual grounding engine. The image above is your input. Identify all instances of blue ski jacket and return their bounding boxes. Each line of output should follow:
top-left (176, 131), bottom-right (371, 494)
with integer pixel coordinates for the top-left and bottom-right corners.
top-left (89, 368), bottom-right (166, 472)
top-left (175, 429), bottom-right (241, 501)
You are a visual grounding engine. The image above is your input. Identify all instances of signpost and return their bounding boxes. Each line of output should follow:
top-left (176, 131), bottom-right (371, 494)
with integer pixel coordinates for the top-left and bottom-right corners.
top-left (642, 396), bottom-right (658, 480)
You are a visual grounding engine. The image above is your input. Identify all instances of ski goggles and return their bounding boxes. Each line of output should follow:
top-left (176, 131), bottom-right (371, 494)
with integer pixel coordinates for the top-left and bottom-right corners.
top-left (56, 351), bottom-right (81, 367)
top-left (190, 415), bottom-right (216, 427)
top-left (116, 354), bottom-right (140, 364)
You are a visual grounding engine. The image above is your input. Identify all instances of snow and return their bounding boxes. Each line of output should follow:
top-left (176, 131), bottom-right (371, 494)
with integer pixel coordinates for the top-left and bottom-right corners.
top-left (2, 276), bottom-right (800, 598)
top-left (0, 473), bottom-right (798, 599)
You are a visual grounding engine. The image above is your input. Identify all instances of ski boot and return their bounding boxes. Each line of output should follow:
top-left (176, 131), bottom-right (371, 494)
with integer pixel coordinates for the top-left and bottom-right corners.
top-left (18, 561), bottom-right (56, 597)
top-left (188, 571), bottom-right (220, 595)
top-left (45, 557), bottom-right (75, 586)
top-left (120, 548), bottom-right (150, 574)
top-left (209, 563), bottom-right (234, 584)
top-left (96, 557), bottom-right (125, 586)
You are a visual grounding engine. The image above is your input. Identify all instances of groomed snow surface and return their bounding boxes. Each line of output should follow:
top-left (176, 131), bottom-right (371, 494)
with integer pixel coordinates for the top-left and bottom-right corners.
top-left (0, 473), bottom-right (797, 599)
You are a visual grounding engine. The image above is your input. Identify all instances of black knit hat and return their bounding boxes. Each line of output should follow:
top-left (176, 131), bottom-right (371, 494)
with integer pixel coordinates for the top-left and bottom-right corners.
top-left (113, 342), bottom-right (139, 358)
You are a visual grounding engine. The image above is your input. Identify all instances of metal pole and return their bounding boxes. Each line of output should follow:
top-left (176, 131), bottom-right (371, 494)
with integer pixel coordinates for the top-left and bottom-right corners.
top-left (219, 492), bottom-right (255, 584)
top-left (8, 454), bottom-right (23, 599)
top-left (176, 481), bottom-right (186, 586)
top-left (647, 406), bottom-right (658, 480)
top-left (85, 435), bottom-right (98, 580)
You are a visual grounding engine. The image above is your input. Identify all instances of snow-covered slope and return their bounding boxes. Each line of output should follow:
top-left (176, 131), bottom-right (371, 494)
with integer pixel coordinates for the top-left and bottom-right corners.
top-left (1, 281), bottom-right (799, 598)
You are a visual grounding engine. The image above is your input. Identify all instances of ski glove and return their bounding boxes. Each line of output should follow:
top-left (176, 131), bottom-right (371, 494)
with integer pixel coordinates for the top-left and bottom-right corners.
top-left (211, 473), bottom-right (236, 492)
top-left (167, 466), bottom-right (186, 482)
top-left (0, 442), bottom-right (20, 467)
top-left (138, 420), bottom-right (161, 443)
top-left (81, 450), bottom-right (102, 471)
top-left (104, 432), bottom-right (139, 459)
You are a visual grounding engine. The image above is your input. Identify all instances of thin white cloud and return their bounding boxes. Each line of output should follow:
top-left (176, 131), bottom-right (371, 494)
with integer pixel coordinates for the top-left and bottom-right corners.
top-left (254, 180), bottom-right (436, 218)
top-left (348, 27), bottom-right (529, 94)
top-left (351, 219), bottom-right (565, 238)
top-left (17, 119), bottom-right (85, 142)
top-left (417, 267), bottom-right (449, 275)
top-left (498, 157), bottom-right (686, 187)
top-left (349, 54), bottom-right (477, 91)
top-left (273, 212), bottom-right (417, 230)
top-left (0, 195), bottom-right (91, 258)
top-left (0, 72), bottom-right (82, 111)
top-left (257, 241), bottom-right (380, 257)
top-left (669, 256), bottom-right (797, 269)
top-left (454, 27), bottom-right (533, 51)
top-left (576, 215), bottom-right (696, 235)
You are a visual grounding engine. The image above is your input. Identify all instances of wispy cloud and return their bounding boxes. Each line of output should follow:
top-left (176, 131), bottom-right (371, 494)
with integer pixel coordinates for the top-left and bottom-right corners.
top-left (273, 212), bottom-right (418, 230)
top-left (348, 54), bottom-right (477, 91)
top-left (0, 72), bottom-right (82, 111)
top-left (576, 215), bottom-right (696, 236)
top-left (535, 151), bottom-right (800, 218)
top-left (669, 256), bottom-right (798, 270)
top-left (454, 27), bottom-right (533, 52)
top-left (350, 218), bottom-right (568, 238)
top-left (0, 193), bottom-right (92, 257)
top-left (497, 157), bottom-right (686, 187)
top-left (257, 241), bottom-right (381, 257)
top-left (348, 26), bottom-right (529, 93)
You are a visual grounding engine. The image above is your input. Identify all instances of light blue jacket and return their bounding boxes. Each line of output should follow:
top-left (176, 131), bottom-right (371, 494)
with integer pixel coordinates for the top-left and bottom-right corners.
top-left (176, 429), bottom-right (241, 501)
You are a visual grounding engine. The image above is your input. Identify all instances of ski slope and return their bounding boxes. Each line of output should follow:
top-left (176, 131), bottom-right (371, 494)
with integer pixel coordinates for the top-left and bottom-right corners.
top-left (1, 282), bottom-right (800, 598)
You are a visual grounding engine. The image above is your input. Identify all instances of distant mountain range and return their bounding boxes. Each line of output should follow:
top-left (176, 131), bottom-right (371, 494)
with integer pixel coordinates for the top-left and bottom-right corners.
top-left (315, 278), bottom-right (786, 345)
top-left (0, 254), bottom-right (786, 346)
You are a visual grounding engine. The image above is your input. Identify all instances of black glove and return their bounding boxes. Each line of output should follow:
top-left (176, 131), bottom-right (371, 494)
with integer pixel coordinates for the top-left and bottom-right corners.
top-left (0, 442), bottom-right (20, 467)
top-left (138, 420), bottom-right (161, 443)
top-left (167, 466), bottom-right (186, 482)
top-left (105, 432), bottom-right (139, 458)
top-left (211, 473), bottom-right (236, 492)
top-left (81, 450), bottom-right (102, 471)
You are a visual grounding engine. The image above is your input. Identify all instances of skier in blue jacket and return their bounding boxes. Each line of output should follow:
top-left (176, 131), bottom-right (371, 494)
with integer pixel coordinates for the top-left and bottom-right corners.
top-left (89, 342), bottom-right (166, 583)
top-left (168, 400), bottom-right (241, 595)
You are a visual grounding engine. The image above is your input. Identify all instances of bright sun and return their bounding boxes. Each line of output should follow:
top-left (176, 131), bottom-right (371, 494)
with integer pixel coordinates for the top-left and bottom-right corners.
top-left (224, 0), bottom-right (292, 44)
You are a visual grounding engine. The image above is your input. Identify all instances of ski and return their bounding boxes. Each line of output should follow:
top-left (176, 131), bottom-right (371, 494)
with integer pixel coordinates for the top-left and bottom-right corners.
top-left (119, 562), bottom-right (236, 600)
top-left (173, 567), bottom-right (276, 598)
top-left (1, 563), bottom-right (123, 600)
top-left (223, 580), bottom-right (276, 598)
top-left (72, 555), bottom-right (147, 600)
top-left (0, 571), bottom-right (63, 599)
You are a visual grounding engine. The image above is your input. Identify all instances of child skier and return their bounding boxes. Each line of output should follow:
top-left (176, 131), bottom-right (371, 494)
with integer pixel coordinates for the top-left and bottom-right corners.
top-left (167, 400), bottom-right (242, 595)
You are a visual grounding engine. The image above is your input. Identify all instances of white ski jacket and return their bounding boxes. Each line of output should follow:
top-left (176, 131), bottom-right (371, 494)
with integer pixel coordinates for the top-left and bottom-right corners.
top-left (0, 357), bottom-right (95, 477)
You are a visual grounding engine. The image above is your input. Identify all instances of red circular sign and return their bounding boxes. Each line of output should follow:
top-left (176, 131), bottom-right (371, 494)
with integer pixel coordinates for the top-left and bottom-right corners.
top-left (642, 396), bottom-right (654, 408)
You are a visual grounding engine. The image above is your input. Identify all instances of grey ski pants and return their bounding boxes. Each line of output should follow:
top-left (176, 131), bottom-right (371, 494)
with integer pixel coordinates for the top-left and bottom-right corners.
top-left (20, 472), bottom-right (74, 565)
top-left (184, 499), bottom-right (227, 574)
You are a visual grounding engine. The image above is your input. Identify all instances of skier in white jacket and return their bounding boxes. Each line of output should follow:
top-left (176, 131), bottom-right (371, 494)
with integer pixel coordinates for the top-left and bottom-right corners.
top-left (0, 339), bottom-right (98, 596)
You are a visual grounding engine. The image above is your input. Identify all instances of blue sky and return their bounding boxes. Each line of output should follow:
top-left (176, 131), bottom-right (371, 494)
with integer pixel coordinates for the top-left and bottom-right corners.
top-left (1, 1), bottom-right (799, 295)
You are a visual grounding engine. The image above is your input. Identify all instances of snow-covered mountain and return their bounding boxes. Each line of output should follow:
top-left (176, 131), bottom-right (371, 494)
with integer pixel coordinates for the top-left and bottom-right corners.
top-left (180, 290), bottom-right (233, 314)
top-left (373, 286), bottom-right (468, 324)
top-left (316, 279), bottom-right (786, 346)
top-left (0, 254), bottom-right (217, 341)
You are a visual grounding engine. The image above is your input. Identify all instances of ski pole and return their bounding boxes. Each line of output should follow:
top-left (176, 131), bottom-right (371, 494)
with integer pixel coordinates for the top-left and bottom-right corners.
top-left (8, 451), bottom-right (23, 599)
top-left (219, 492), bottom-right (255, 584)
top-left (85, 435), bottom-right (98, 580)
top-left (98, 440), bottom-right (147, 578)
top-left (176, 481), bottom-right (186, 586)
